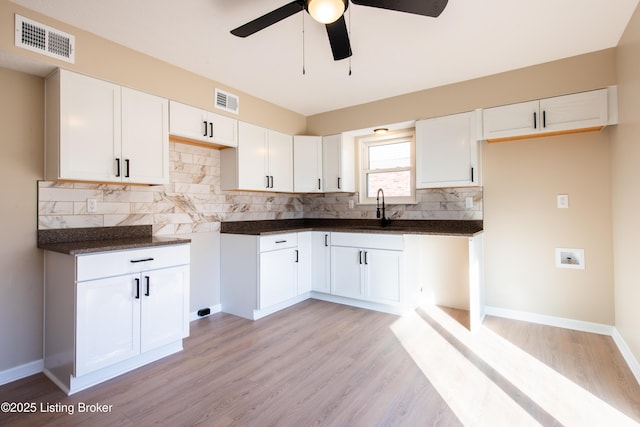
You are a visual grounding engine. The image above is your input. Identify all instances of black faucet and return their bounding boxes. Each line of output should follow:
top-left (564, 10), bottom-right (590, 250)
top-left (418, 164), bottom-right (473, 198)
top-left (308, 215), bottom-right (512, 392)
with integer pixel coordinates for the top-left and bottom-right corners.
top-left (376, 188), bottom-right (391, 227)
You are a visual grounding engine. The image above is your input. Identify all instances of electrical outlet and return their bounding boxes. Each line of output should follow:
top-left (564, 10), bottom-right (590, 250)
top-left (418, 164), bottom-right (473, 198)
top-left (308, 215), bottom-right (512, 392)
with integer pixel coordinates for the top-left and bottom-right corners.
top-left (465, 197), bottom-right (473, 209)
top-left (87, 198), bottom-right (98, 213)
top-left (557, 194), bottom-right (569, 209)
top-left (348, 199), bottom-right (354, 209)
top-left (266, 201), bottom-right (272, 211)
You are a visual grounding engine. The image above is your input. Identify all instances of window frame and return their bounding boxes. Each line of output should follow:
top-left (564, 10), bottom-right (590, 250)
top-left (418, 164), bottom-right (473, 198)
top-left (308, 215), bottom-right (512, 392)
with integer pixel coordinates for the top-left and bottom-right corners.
top-left (357, 129), bottom-right (416, 205)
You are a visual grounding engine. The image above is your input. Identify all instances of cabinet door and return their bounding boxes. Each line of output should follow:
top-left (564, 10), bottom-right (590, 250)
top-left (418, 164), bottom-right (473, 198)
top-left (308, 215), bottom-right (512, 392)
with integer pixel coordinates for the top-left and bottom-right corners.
top-left (416, 112), bottom-right (478, 188)
top-left (364, 249), bottom-right (402, 304)
top-left (260, 248), bottom-right (297, 309)
top-left (482, 100), bottom-right (539, 141)
top-left (169, 100), bottom-right (209, 142)
top-left (208, 112), bottom-right (238, 147)
top-left (311, 232), bottom-right (331, 293)
top-left (140, 266), bottom-right (189, 353)
top-left (238, 122), bottom-right (269, 191)
top-left (294, 136), bottom-right (323, 192)
top-left (59, 70), bottom-right (121, 182)
top-left (540, 89), bottom-right (608, 133)
top-left (76, 275), bottom-right (140, 376)
top-left (297, 232), bottom-right (313, 295)
top-left (121, 88), bottom-right (169, 185)
top-left (268, 129), bottom-right (294, 192)
top-left (322, 134), bottom-right (355, 192)
top-left (331, 246), bottom-right (363, 298)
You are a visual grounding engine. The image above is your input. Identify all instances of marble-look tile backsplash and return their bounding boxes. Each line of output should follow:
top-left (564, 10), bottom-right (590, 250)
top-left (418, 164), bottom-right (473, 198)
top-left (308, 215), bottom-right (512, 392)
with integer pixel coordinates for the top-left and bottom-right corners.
top-left (37, 142), bottom-right (482, 235)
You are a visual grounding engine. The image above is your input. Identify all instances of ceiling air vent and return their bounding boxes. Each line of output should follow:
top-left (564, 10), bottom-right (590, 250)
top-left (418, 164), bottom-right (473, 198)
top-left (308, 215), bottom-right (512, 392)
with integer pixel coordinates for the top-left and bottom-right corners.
top-left (15, 14), bottom-right (75, 64)
top-left (215, 88), bottom-right (239, 114)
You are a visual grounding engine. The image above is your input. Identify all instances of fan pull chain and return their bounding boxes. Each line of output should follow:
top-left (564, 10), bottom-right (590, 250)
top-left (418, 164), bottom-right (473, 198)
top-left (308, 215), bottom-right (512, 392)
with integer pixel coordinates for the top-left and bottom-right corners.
top-left (302, 11), bottom-right (306, 75)
top-left (348, 7), bottom-right (352, 76)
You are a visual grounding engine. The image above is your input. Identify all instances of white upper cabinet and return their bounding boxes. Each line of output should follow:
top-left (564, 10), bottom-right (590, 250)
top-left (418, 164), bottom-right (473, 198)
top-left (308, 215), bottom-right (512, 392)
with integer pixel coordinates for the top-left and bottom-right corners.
top-left (121, 87), bottom-right (169, 185)
top-left (482, 88), bottom-right (612, 142)
top-left (46, 69), bottom-right (169, 185)
top-left (221, 121), bottom-right (293, 192)
top-left (416, 111), bottom-right (480, 188)
top-left (322, 134), bottom-right (355, 192)
top-left (169, 100), bottom-right (237, 147)
top-left (293, 135), bottom-right (323, 193)
top-left (267, 129), bottom-right (294, 192)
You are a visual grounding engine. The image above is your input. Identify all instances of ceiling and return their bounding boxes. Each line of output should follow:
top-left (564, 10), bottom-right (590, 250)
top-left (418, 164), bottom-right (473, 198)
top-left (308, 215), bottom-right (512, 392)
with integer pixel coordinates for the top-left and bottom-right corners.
top-left (8, 0), bottom-right (640, 116)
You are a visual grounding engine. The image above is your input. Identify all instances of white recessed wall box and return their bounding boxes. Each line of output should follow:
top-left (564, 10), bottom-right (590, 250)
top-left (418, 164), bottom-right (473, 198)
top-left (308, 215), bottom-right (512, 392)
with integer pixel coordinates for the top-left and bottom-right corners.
top-left (556, 248), bottom-right (585, 270)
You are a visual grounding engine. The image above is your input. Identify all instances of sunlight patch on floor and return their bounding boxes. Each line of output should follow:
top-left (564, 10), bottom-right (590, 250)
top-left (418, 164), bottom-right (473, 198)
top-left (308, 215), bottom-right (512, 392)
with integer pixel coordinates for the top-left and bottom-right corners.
top-left (391, 305), bottom-right (640, 426)
top-left (390, 310), bottom-right (541, 426)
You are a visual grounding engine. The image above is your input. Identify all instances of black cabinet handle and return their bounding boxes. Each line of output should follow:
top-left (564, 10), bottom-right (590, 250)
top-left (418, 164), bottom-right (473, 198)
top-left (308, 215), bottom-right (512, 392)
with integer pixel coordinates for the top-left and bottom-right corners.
top-left (125, 159), bottom-right (130, 178)
top-left (295, 250), bottom-right (299, 263)
top-left (338, 177), bottom-right (342, 190)
top-left (203, 121), bottom-right (208, 137)
top-left (130, 257), bottom-right (154, 263)
top-left (543, 110), bottom-right (547, 128)
top-left (533, 112), bottom-right (537, 129)
top-left (324, 234), bottom-right (328, 247)
top-left (115, 158), bottom-right (121, 177)
top-left (145, 275), bottom-right (150, 296)
top-left (471, 167), bottom-right (475, 183)
top-left (359, 250), bottom-right (363, 265)
top-left (318, 178), bottom-right (321, 190)
top-left (270, 176), bottom-right (274, 188)
top-left (266, 176), bottom-right (270, 188)
top-left (209, 122), bottom-right (214, 138)
top-left (275, 240), bottom-right (287, 244)
top-left (135, 278), bottom-right (140, 299)
top-left (364, 251), bottom-right (368, 265)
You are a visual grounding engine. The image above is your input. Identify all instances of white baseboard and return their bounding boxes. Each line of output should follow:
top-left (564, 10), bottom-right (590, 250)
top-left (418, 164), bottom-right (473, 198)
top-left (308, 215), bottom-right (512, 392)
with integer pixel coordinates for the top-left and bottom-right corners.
top-left (485, 305), bottom-right (640, 386)
top-left (611, 328), bottom-right (640, 386)
top-left (484, 306), bottom-right (614, 335)
top-left (190, 304), bottom-right (222, 322)
top-left (0, 359), bottom-right (43, 386)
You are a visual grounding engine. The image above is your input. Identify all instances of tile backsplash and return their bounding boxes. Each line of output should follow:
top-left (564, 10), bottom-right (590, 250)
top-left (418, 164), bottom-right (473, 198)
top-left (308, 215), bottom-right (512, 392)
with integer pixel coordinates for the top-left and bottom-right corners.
top-left (38, 142), bottom-right (482, 235)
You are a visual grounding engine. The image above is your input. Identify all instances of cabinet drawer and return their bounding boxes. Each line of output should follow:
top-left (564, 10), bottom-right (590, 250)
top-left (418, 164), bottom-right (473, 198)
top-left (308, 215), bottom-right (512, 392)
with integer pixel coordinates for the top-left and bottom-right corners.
top-left (260, 233), bottom-right (298, 252)
top-left (77, 244), bottom-right (190, 282)
top-left (330, 232), bottom-right (403, 251)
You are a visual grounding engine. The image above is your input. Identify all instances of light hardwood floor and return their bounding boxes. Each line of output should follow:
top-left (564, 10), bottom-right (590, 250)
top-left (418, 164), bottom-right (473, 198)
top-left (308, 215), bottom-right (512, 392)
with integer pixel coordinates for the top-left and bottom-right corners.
top-left (1, 300), bottom-right (639, 426)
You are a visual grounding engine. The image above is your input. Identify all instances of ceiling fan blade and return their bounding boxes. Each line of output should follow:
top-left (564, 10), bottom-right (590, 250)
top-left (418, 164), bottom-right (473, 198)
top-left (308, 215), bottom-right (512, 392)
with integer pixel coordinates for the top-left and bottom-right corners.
top-left (326, 15), bottom-right (352, 61)
top-left (231, 1), bottom-right (305, 37)
top-left (351, 0), bottom-right (448, 17)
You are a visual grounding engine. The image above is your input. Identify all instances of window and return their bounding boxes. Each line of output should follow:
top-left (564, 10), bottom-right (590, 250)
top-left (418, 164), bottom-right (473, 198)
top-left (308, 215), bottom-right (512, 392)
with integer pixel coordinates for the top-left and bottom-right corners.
top-left (358, 130), bottom-right (415, 205)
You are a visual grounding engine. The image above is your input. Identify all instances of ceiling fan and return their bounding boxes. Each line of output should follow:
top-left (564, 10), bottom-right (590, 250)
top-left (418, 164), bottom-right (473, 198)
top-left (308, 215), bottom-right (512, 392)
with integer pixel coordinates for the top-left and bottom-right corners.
top-left (230, 0), bottom-right (448, 61)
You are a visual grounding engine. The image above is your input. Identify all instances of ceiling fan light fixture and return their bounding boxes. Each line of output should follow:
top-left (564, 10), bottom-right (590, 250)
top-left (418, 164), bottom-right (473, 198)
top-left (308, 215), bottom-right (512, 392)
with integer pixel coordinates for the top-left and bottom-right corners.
top-left (307, 0), bottom-right (346, 24)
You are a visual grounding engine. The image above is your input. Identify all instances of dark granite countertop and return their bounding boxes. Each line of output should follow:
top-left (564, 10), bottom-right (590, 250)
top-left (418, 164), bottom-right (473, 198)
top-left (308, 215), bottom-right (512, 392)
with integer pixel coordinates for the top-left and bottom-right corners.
top-left (221, 219), bottom-right (483, 237)
top-left (38, 225), bottom-right (191, 255)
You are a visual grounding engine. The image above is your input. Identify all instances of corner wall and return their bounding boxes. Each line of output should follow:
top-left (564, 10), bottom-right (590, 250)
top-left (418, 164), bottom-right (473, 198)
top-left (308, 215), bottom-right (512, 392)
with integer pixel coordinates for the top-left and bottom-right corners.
top-left (0, 67), bottom-right (43, 373)
top-left (612, 2), bottom-right (640, 367)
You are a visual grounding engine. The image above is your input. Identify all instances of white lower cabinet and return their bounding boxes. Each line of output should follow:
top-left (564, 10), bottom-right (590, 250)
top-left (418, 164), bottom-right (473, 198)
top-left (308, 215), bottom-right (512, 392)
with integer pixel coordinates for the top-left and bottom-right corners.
top-left (221, 233), bottom-right (309, 320)
top-left (44, 244), bottom-right (190, 395)
top-left (311, 232), bottom-right (331, 293)
top-left (330, 233), bottom-right (403, 305)
top-left (259, 244), bottom-right (298, 309)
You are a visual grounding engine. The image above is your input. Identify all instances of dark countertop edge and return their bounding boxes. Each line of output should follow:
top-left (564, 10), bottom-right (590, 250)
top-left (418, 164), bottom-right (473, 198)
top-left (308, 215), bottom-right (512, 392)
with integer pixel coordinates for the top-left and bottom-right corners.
top-left (38, 225), bottom-right (153, 245)
top-left (220, 219), bottom-right (483, 237)
top-left (38, 236), bottom-right (191, 255)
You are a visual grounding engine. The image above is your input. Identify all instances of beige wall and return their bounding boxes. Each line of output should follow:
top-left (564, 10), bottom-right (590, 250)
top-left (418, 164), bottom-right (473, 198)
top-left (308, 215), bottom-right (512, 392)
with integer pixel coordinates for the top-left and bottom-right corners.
top-left (0, 67), bottom-right (44, 371)
top-left (483, 133), bottom-right (613, 323)
top-left (0, 0), bottom-right (307, 135)
top-left (612, 4), bottom-right (640, 364)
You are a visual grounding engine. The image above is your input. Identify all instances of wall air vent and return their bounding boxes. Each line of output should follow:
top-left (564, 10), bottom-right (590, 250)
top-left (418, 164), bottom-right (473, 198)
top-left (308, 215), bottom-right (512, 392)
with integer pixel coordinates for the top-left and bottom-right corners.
top-left (215, 88), bottom-right (239, 114)
top-left (15, 14), bottom-right (75, 64)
